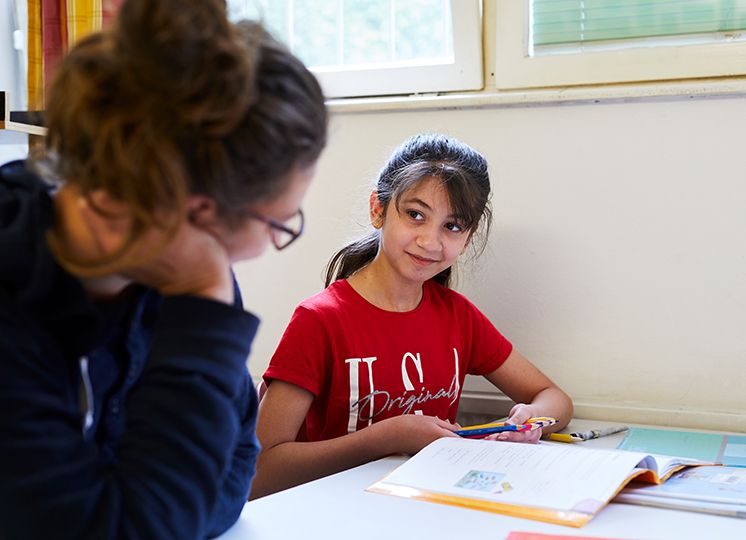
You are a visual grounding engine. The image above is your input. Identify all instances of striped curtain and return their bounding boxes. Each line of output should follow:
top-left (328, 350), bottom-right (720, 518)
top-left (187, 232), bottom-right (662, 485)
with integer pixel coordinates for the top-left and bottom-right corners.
top-left (27, 0), bottom-right (123, 110)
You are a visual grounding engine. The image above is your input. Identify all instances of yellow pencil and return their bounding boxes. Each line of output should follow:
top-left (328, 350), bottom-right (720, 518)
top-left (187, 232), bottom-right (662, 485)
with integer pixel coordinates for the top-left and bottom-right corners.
top-left (547, 433), bottom-right (579, 443)
top-left (459, 421), bottom-right (508, 430)
top-left (459, 417), bottom-right (557, 431)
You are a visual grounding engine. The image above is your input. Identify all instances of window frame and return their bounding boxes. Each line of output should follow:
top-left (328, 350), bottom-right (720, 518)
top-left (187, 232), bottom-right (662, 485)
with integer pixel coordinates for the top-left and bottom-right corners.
top-left (494, 0), bottom-right (746, 91)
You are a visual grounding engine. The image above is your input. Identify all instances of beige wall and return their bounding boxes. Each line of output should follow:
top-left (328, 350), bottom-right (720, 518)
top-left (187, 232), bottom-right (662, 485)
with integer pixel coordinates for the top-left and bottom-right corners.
top-left (235, 95), bottom-right (746, 432)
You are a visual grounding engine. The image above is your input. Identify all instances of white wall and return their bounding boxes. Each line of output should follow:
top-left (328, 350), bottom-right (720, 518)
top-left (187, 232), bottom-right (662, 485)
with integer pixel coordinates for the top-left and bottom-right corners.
top-left (0, 129), bottom-right (28, 163)
top-left (1, 0), bottom-right (29, 161)
top-left (235, 94), bottom-right (746, 432)
top-left (1, 0), bottom-right (25, 107)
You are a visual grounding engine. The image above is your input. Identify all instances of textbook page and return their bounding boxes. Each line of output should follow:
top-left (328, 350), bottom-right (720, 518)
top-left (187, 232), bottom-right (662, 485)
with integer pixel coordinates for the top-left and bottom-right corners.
top-left (645, 453), bottom-right (712, 481)
top-left (368, 438), bottom-right (652, 527)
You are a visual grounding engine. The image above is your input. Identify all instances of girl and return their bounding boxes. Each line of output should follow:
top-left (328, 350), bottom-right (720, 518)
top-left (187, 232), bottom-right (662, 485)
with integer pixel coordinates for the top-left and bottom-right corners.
top-left (251, 134), bottom-right (572, 499)
top-left (0, 1), bottom-right (326, 538)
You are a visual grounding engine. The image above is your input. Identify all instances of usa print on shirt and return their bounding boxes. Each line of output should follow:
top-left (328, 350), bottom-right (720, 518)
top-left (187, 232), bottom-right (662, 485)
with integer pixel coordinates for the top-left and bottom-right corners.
top-left (345, 347), bottom-right (461, 432)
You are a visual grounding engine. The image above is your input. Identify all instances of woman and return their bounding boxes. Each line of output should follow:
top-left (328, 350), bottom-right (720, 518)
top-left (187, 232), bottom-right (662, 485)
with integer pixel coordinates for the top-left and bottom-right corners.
top-left (0, 0), bottom-right (326, 537)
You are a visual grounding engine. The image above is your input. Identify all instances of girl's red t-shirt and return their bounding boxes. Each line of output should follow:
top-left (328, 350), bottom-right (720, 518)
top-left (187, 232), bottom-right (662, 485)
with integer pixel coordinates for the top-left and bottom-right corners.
top-left (263, 279), bottom-right (513, 441)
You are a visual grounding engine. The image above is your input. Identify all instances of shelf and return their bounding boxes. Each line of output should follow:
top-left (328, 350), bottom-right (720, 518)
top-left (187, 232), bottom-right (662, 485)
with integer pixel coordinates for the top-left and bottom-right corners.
top-left (0, 91), bottom-right (47, 136)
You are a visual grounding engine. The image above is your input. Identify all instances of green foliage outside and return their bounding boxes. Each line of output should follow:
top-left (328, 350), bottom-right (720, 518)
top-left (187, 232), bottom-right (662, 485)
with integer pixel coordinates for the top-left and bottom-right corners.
top-left (227, 0), bottom-right (452, 68)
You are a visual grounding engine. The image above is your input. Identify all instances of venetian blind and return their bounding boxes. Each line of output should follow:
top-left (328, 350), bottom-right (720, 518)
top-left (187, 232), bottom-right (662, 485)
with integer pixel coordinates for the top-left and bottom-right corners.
top-left (533, 0), bottom-right (746, 47)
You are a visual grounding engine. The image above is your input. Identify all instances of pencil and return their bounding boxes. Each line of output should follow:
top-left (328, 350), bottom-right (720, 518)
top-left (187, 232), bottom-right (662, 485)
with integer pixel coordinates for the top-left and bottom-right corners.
top-left (547, 433), bottom-right (579, 443)
top-left (455, 417), bottom-right (558, 437)
top-left (455, 424), bottom-right (527, 437)
top-left (458, 421), bottom-right (508, 430)
top-left (546, 426), bottom-right (629, 443)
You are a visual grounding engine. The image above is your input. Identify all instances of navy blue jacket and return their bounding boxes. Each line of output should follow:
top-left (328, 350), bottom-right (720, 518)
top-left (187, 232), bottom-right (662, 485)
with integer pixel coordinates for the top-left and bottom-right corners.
top-left (0, 161), bottom-right (261, 538)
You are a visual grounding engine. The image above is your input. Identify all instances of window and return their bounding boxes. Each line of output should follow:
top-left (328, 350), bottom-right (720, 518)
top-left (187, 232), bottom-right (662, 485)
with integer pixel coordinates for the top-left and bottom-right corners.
top-left (495, 0), bottom-right (746, 90)
top-left (227, 0), bottom-right (483, 98)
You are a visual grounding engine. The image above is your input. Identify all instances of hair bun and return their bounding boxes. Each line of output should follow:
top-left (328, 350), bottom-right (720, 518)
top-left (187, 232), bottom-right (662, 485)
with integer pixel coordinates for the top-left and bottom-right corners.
top-left (113, 0), bottom-right (254, 135)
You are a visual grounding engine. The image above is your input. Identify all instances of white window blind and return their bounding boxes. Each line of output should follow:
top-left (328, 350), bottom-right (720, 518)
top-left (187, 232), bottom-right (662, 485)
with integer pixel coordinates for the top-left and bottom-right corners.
top-left (495, 0), bottom-right (746, 90)
top-left (533, 0), bottom-right (746, 48)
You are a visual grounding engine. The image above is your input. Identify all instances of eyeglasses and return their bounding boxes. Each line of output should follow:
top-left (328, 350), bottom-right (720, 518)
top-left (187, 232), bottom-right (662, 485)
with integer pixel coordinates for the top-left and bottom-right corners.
top-left (245, 208), bottom-right (305, 251)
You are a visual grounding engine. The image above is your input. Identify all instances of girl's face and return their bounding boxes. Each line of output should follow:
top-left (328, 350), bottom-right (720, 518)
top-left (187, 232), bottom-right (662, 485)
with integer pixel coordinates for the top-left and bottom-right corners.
top-left (374, 176), bottom-right (471, 285)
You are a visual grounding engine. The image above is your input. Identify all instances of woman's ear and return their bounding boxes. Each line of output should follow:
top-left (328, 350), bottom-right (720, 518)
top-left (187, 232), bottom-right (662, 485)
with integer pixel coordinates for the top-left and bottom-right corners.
top-left (369, 191), bottom-right (384, 229)
top-left (186, 195), bottom-right (219, 229)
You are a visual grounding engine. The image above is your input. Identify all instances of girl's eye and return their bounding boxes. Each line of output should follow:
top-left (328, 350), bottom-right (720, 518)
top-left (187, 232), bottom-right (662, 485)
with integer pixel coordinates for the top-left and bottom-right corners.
top-left (445, 222), bottom-right (464, 233)
top-left (407, 210), bottom-right (424, 221)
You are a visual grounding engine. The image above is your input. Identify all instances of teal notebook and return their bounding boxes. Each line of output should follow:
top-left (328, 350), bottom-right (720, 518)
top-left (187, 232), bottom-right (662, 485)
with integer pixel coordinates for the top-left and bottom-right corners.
top-left (618, 428), bottom-right (746, 467)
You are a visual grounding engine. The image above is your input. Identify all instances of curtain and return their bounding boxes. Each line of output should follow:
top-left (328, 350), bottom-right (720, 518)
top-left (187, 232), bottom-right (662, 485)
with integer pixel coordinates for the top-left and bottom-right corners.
top-left (27, 0), bottom-right (43, 110)
top-left (27, 0), bottom-right (122, 110)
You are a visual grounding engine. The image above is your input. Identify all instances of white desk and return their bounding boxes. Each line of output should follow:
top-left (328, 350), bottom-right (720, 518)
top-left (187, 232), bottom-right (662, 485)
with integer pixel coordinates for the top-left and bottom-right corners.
top-left (220, 420), bottom-right (746, 539)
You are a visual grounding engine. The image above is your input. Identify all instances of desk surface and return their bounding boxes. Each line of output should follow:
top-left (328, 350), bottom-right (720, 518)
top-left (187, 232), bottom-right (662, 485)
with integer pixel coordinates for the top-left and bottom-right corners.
top-left (220, 419), bottom-right (745, 539)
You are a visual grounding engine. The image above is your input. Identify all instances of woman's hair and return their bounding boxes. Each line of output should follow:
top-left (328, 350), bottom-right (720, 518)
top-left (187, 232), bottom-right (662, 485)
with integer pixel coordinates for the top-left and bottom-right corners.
top-left (44, 0), bottom-right (327, 274)
top-left (325, 133), bottom-right (492, 288)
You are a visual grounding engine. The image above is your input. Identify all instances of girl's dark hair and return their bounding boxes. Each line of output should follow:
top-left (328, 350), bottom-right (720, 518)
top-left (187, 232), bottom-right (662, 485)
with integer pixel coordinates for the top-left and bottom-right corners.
top-left (44, 0), bottom-right (327, 274)
top-left (325, 133), bottom-right (492, 288)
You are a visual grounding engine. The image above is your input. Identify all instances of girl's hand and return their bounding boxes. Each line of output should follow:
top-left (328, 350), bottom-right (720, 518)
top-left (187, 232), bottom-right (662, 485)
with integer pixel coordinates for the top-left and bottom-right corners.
top-left (484, 403), bottom-right (542, 444)
top-left (377, 415), bottom-right (460, 455)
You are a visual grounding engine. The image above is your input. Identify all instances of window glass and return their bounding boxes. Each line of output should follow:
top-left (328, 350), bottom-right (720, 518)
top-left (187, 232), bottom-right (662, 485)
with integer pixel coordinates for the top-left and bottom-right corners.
top-left (495, 0), bottom-right (746, 90)
top-left (226, 0), bottom-right (480, 98)
top-left (533, 0), bottom-right (746, 49)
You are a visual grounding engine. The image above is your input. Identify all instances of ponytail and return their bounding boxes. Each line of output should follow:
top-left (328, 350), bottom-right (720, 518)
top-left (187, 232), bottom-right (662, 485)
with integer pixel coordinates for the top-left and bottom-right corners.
top-left (324, 233), bottom-right (378, 287)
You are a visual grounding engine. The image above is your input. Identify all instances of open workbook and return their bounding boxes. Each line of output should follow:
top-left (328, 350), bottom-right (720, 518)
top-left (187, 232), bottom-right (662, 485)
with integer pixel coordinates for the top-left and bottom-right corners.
top-left (367, 437), bottom-right (712, 527)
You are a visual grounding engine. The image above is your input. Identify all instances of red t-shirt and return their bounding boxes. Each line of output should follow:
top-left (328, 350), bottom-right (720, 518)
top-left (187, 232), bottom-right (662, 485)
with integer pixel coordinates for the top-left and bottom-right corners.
top-left (263, 279), bottom-right (513, 441)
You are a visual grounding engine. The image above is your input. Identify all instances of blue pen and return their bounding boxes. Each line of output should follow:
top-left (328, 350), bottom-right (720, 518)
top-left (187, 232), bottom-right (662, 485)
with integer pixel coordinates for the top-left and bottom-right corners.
top-left (454, 417), bottom-right (557, 438)
top-left (455, 424), bottom-right (524, 437)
